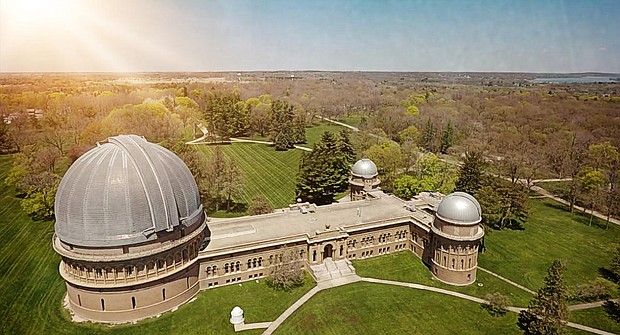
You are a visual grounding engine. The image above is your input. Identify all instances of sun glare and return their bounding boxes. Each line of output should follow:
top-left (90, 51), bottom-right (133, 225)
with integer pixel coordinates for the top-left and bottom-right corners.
top-left (2, 0), bottom-right (81, 31)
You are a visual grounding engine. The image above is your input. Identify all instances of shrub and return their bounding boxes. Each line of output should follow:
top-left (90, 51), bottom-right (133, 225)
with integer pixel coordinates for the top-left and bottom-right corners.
top-left (482, 292), bottom-right (511, 317)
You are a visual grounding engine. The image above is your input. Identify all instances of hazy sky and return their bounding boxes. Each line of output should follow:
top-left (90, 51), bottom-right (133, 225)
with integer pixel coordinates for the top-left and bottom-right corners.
top-left (1, 0), bottom-right (619, 73)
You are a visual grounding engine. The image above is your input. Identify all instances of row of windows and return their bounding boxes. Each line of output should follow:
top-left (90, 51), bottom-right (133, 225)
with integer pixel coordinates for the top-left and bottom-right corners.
top-left (87, 278), bottom-right (191, 312)
top-left (205, 249), bottom-right (306, 277)
top-left (65, 236), bottom-right (202, 282)
top-left (440, 255), bottom-right (474, 270)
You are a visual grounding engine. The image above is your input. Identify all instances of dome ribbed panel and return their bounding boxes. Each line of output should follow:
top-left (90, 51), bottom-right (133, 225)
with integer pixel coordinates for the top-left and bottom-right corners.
top-left (157, 147), bottom-right (199, 220)
top-left (54, 135), bottom-right (203, 247)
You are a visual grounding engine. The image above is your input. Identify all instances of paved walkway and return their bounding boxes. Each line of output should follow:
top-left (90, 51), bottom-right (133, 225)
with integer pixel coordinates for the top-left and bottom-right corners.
top-left (253, 274), bottom-right (615, 335)
top-left (530, 185), bottom-right (620, 227)
top-left (478, 266), bottom-right (536, 295)
top-left (261, 275), bottom-right (361, 335)
top-left (569, 299), bottom-right (619, 311)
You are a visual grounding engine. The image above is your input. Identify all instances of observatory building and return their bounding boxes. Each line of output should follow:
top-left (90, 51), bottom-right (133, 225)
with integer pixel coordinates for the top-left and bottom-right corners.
top-left (53, 136), bottom-right (484, 323)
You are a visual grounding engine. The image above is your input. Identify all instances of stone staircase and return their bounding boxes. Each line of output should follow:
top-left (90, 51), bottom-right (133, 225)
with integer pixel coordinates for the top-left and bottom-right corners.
top-left (309, 258), bottom-right (356, 282)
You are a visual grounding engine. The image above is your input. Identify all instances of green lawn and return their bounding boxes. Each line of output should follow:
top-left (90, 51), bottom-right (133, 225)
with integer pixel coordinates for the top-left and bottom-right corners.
top-left (569, 306), bottom-right (620, 334)
top-left (353, 251), bottom-right (533, 307)
top-left (194, 143), bottom-right (302, 210)
top-left (274, 282), bottom-right (522, 335)
top-left (0, 154), bottom-right (316, 335)
top-left (479, 198), bottom-right (620, 291)
top-left (335, 115), bottom-right (362, 128)
top-left (303, 122), bottom-right (345, 147)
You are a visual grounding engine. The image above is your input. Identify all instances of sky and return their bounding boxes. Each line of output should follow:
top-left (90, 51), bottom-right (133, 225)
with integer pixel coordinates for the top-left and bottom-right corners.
top-left (1, 0), bottom-right (619, 73)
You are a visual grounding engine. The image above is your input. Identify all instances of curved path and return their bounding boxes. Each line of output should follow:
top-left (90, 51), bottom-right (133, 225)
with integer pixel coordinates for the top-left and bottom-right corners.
top-left (255, 274), bottom-right (614, 335)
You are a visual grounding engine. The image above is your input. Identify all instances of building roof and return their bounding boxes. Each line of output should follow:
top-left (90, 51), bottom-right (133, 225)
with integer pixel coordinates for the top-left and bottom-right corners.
top-left (54, 135), bottom-right (203, 247)
top-left (351, 158), bottom-right (378, 178)
top-left (203, 192), bottom-right (440, 255)
top-left (435, 192), bottom-right (482, 225)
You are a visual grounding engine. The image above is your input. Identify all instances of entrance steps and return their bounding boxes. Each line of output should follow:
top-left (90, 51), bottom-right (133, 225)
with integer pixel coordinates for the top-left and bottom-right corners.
top-left (309, 258), bottom-right (356, 282)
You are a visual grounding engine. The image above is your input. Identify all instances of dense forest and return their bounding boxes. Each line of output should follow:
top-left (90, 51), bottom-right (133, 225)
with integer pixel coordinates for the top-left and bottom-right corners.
top-left (0, 72), bottom-right (618, 224)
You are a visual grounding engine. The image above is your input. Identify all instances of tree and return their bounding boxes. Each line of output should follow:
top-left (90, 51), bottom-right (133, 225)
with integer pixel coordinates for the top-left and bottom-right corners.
top-left (440, 120), bottom-right (456, 154)
top-left (249, 194), bottom-right (274, 215)
top-left (266, 249), bottom-right (304, 291)
top-left (269, 99), bottom-right (296, 150)
top-left (610, 244), bottom-right (620, 283)
top-left (363, 141), bottom-right (403, 188)
top-left (421, 117), bottom-right (436, 152)
top-left (476, 177), bottom-right (529, 230)
top-left (393, 175), bottom-right (422, 200)
top-left (296, 131), bottom-right (353, 205)
top-left (517, 260), bottom-right (569, 335)
top-left (483, 293), bottom-right (511, 317)
top-left (202, 91), bottom-right (248, 139)
top-left (20, 171), bottom-right (60, 221)
top-left (455, 151), bottom-right (486, 195)
top-left (588, 141), bottom-right (620, 229)
top-left (575, 167), bottom-right (605, 226)
top-left (203, 146), bottom-right (244, 212)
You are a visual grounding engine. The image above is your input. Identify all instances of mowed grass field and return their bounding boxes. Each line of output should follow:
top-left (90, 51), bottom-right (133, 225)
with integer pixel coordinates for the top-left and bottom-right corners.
top-left (194, 143), bottom-right (302, 209)
top-left (353, 251), bottom-right (533, 307)
top-left (479, 198), bottom-right (620, 290)
top-left (274, 282), bottom-right (523, 335)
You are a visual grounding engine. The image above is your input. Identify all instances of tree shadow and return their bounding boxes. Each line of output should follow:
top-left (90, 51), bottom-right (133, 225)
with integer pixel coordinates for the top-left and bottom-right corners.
top-left (540, 201), bottom-right (608, 230)
top-left (598, 267), bottom-right (619, 284)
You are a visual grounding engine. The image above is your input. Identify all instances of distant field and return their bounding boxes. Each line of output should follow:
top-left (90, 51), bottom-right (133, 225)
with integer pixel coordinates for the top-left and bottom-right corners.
top-left (479, 198), bottom-right (620, 290)
top-left (194, 143), bottom-right (302, 209)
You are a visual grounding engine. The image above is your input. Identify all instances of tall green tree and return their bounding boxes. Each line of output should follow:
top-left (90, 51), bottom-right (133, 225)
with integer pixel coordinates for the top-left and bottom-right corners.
top-left (455, 151), bottom-right (486, 195)
top-left (203, 91), bottom-right (249, 138)
top-left (421, 117), bottom-right (436, 152)
top-left (269, 99), bottom-right (296, 150)
top-left (575, 167), bottom-right (606, 226)
top-left (588, 141), bottom-right (620, 229)
top-left (20, 171), bottom-right (60, 221)
top-left (440, 120), bottom-right (455, 154)
top-left (296, 131), bottom-right (354, 205)
top-left (476, 177), bottom-right (529, 230)
top-left (518, 260), bottom-right (569, 335)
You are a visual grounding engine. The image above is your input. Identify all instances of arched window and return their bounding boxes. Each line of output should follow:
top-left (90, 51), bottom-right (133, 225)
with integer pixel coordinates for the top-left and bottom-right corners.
top-left (443, 256), bottom-right (447, 267)
top-left (253, 258), bottom-right (257, 268)
top-left (461, 259), bottom-right (464, 269)
top-left (452, 258), bottom-right (455, 269)
top-left (77, 294), bottom-right (81, 306)
top-left (258, 258), bottom-right (262, 267)
top-left (158, 259), bottom-right (164, 269)
top-left (131, 297), bottom-right (136, 309)
top-left (248, 259), bottom-right (252, 269)
top-left (236, 261), bottom-right (240, 271)
top-left (182, 249), bottom-right (189, 262)
top-left (101, 299), bottom-right (105, 311)
top-left (212, 265), bottom-right (217, 275)
top-left (468, 258), bottom-right (472, 268)
top-left (206, 266), bottom-right (211, 276)
top-left (339, 245), bottom-right (343, 256)
top-left (313, 250), bottom-right (317, 261)
top-left (162, 288), bottom-right (166, 300)
top-left (224, 263), bottom-right (229, 273)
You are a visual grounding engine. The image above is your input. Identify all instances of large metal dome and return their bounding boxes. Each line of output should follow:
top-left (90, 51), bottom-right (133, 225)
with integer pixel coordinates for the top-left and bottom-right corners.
top-left (54, 135), bottom-right (204, 247)
top-left (435, 192), bottom-right (482, 224)
top-left (351, 158), bottom-right (378, 178)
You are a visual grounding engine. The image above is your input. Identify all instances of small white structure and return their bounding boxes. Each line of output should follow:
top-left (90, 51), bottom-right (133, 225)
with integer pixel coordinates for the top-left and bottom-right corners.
top-left (230, 306), bottom-right (244, 325)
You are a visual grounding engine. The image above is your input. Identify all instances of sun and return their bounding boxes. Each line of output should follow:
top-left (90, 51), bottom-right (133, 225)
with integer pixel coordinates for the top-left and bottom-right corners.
top-left (1, 0), bottom-right (82, 31)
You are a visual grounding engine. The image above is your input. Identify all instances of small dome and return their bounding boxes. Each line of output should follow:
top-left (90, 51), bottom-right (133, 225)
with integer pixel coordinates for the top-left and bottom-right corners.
top-left (436, 192), bottom-right (482, 224)
top-left (54, 135), bottom-right (204, 247)
top-left (351, 159), bottom-right (378, 178)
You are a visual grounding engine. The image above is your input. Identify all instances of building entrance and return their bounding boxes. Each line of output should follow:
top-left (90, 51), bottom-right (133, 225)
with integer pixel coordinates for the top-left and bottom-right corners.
top-left (323, 244), bottom-right (333, 260)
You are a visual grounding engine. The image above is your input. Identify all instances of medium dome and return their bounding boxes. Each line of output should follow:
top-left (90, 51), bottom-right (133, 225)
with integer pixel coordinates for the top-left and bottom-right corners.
top-left (54, 135), bottom-right (204, 247)
top-left (351, 158), bottom-right (378, 178)
top-left (435, 192), bottom-right (481, 224)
